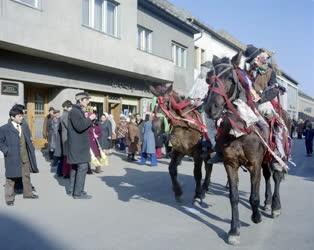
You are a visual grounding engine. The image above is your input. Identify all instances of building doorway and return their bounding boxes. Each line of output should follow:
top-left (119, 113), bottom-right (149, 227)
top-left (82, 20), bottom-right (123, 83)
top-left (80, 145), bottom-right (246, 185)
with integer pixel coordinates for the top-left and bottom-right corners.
top-left (24, 86), bottom-right (49, 149)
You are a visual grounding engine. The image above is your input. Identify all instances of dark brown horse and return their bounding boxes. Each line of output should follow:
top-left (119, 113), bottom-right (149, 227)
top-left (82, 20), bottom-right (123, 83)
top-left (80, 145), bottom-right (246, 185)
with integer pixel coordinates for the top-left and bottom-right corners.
top-left (203, 54), bottom-right (290, 245)
top-left (150, 84), bottom-right (213, 204)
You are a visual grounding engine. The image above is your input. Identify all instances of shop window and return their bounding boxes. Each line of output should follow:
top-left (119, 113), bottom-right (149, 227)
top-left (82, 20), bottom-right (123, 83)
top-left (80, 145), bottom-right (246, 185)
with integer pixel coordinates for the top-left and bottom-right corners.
top-left (122, 104), bottom-right (137, 117)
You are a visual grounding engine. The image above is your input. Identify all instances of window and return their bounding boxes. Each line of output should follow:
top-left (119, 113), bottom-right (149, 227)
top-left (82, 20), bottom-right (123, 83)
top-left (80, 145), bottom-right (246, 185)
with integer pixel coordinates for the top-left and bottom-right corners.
top-left (201, 49), bottom-right (206, 64)
top-left (194, 46), bottom-right (200, 69)
top-left (137, 26), bottom-right (152, 53)
top-left (14, 0), bottom-right (39, 8)
top-left (82, 0), bottom-right (119, 37)
top-left (172, 42), bottom-right (187, 68)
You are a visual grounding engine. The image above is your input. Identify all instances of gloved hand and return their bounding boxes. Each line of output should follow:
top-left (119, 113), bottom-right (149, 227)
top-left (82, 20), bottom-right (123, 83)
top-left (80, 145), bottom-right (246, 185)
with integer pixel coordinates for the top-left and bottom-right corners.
top-left (278, 85), bottom-right (286, 93)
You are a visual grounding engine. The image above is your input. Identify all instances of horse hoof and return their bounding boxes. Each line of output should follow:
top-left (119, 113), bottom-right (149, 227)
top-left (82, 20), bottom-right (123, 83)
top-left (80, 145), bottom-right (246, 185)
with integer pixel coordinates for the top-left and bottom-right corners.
top-left (193, 196), bottom-right (202, 205)
top-left (263, 204), bottom-right (271, 212)
top-left (272, 209), bottom-right (281, 218)
top-left (228, 235), bottom-right (240, 246)
top-left (251, 213), bottom-right (262, 224)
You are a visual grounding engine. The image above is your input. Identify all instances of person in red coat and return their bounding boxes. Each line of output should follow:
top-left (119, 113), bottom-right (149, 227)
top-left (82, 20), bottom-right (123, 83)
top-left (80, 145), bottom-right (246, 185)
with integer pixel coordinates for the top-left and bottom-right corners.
top-left (86, 112), bottom-right (102, 173)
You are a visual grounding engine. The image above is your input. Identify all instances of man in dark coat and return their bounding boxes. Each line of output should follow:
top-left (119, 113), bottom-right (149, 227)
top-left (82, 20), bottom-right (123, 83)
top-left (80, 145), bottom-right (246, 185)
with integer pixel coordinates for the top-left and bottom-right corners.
top-left (67, 92), bottom-right (96, 199)
top-left (0, 106), bottom-right (39, 206)
top-left (61, 100), bottom-right (72, 178)
top-left (43, 107), bottom-right (55, 160)
top-left (99, 112), bottom-right (112, 152)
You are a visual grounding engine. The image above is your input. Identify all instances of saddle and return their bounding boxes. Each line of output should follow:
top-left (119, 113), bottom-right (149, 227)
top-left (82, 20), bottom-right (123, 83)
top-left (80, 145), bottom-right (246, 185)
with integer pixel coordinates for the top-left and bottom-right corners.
top-left (157, 91), bottom-right (207, 137)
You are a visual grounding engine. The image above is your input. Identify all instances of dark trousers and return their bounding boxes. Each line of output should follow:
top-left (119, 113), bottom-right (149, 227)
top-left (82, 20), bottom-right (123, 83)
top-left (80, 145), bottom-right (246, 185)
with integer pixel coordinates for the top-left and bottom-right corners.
top-left (116, 138), bottom-right (126, 151)
top-left (305, 139), bottom-right (313, 155)
top-left (5, 162), bottom-right (32, 202)
top-left (69, 163), bottom-right (88, 196)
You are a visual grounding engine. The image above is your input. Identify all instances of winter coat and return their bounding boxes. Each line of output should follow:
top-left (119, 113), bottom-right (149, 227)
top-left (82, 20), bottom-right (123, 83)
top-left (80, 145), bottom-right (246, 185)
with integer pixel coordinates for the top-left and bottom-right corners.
top-left (0, 121), bottom-right (39, 178)
top-left (51, 118), bottom-right (62, 157)
top-left (88, 123), bottom-right (102, 157)
top-left (61, 110), bottom-right (69, 156)
top-left (126, 122), bottom-right (139, 153)
top-left (137, 120), bottom-right (144, 145)
top-left (141, 121), bottom-right (156, 154)
top-left (116, 120), bottom-right (128, 139)
top-left (67, 104), bottom-right (92, 164)
top-left (303, 129), bottom-right (314, 142)
top-left (99, 120), bottom-right (112, 149)
top-left (47, 117), bottom-right (54, 151)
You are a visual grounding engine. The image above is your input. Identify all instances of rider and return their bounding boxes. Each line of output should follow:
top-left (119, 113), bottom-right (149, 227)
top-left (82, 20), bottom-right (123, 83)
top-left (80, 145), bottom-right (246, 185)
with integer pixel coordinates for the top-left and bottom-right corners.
top-left (208, 45), bottom-right (288, 167)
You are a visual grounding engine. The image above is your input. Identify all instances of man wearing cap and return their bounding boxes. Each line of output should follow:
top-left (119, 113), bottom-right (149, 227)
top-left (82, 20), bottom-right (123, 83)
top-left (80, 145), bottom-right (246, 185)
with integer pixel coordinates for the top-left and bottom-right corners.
top-left (67, 92), bottom-right (96, 199)
top-left (0, 105), bottom-right (39, 206)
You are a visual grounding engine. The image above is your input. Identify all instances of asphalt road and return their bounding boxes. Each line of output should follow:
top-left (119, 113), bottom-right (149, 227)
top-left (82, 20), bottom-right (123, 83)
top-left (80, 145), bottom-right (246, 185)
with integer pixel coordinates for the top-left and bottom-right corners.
top-left (0, 139), bottom-right (313, 250)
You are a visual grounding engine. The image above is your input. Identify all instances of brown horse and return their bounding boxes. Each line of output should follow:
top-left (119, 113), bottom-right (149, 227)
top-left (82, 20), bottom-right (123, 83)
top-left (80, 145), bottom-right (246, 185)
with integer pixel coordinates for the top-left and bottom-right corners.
top-left (203, 54), bottom-right (291, 245)
top-left (150, 84), bottom-right (213, 204)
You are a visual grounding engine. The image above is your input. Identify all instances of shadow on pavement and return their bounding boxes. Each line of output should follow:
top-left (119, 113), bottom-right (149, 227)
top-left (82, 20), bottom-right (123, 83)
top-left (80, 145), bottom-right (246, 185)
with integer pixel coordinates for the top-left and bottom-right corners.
top-left (101, 168), bottom-right (251, 244)
top-left (0, 213), bottom-right (64, 250)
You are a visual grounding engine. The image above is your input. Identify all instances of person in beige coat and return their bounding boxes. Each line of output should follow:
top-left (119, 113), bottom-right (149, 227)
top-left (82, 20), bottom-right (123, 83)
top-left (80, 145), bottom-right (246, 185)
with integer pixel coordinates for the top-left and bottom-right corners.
top-left (126, 116), bottom-right (139, 161)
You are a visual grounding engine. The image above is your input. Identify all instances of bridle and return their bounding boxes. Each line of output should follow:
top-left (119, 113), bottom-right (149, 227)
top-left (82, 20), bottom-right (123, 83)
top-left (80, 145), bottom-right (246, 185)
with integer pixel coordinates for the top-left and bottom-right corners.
top-left (207, 63), bottom-right (241, 114)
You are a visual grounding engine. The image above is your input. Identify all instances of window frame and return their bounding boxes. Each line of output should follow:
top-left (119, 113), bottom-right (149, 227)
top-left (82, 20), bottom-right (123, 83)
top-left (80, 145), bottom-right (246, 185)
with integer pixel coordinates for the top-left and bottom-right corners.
top-left (82, 0), bottom-right (120, 38)
top-left (137, 25), bottom-right (153, 53)
top-left (11, 0), bottom-right (41, 9)
top-left (172, 42), bottom-right (187, 69)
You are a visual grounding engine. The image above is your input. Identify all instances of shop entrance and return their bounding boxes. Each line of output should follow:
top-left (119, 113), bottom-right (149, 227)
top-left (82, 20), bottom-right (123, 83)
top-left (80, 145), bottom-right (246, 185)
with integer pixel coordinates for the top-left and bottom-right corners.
top-left (24, 85), bottom-right (49, 149)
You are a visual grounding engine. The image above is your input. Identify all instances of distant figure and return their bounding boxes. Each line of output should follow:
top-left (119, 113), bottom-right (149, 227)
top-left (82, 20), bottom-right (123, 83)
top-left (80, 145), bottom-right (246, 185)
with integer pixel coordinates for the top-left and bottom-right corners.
top-left (140, 114), bottom-right (157, 167)
top-left (303, 122), bottom-right (314, 156)
top-left (99, 113), bottom-right (112, 154)
top-left (51, 110), bottom-right (62, 176)
top-left (297, 119), bottom-right (304, 139)
top-left (60, 100), bottom-right (72, 178)
top-left (43, 107), bottom-right (55, 159)
top-left (126, 115), bottom-right (139, 161)
top-left (116, 114), bottom-right (128, 151)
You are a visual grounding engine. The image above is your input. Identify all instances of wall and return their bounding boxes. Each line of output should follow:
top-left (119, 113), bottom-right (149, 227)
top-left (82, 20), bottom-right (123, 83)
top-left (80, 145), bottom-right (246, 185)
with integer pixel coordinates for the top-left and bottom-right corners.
top-left (0, 80), bottom-right (24, 126)
top-left (0, 0), bottom-right (173, 82)
top-left (137, 7), bottom-right (195, 94)
top-left (299, 95), bottom-right (314, 118)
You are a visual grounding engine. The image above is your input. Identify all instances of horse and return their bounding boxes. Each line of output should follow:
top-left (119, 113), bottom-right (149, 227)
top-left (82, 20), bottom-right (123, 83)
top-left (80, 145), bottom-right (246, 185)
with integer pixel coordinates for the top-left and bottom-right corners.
top-left (150, 84), bottom-right (213, 204)
top-left (203, 53), bottom-right (291, 245)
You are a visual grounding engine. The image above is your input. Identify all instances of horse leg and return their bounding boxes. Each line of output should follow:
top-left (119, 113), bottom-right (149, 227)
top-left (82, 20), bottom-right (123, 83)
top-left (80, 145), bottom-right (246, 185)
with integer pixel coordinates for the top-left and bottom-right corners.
top-left (202, 159), bottom-right (213, 195)
top-left (250, 167), bottom-right (262, 224)
top-left (193, 155), bottom-right (203, 204)
top-left (169, 150), bottom-right (184, 202)
top-left (272, 170), bottom-right (283, 218)
top-left (262, 164), bottom-right (272, 211)
top-left (225, 164), bottom-right (241, 245)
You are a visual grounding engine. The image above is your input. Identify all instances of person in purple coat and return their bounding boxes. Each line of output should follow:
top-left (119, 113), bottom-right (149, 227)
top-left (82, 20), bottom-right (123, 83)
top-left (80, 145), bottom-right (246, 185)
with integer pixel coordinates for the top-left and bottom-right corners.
top-left (86, 112), bottom-right (102, 173)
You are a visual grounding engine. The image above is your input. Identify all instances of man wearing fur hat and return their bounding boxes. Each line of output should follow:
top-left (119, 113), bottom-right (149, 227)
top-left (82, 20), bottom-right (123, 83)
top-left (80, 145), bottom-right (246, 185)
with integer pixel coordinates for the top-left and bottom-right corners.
top-left (0, 105), bottom-right (39, 206)
top-left (67, 92), bottom-right (96, 199)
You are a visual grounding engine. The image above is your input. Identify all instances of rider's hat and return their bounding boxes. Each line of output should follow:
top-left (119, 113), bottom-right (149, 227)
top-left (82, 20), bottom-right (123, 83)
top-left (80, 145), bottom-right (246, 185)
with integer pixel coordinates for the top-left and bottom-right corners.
top-left (244, 44), bottom-right (263, 63)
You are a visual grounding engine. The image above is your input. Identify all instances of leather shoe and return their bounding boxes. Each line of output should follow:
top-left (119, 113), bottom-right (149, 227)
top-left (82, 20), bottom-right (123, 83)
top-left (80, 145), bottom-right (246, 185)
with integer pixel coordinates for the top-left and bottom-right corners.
top-left (6, 201), bottom-right (14, 206)
top-left (23, 194), bottom-right (39, 199)
top-left (73, 194), bottom-right (92, 200)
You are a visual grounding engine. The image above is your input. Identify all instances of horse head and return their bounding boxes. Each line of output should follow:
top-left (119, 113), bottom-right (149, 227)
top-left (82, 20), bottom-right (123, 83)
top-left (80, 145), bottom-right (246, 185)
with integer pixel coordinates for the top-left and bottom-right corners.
top-left (204, 52), bottom-right (244, 120)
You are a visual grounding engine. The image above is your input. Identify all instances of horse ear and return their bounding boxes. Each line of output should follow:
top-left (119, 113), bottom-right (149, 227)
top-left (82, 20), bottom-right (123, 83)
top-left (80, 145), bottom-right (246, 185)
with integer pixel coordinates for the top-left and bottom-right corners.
top-left (212, 55), bottom-right (220, 66)
top-left (231, 51), bottom-right (242, 67)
